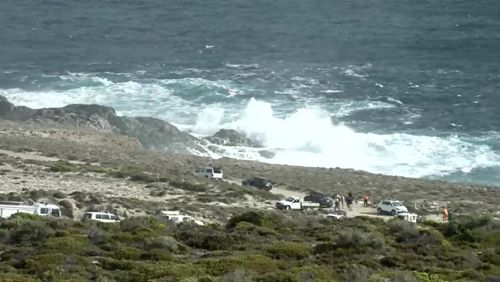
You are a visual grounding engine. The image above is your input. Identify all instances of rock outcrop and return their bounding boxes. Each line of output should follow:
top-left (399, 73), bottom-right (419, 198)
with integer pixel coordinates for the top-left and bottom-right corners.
top-left (206, 129), bottom-right (261, 147)
top-left (0, 95), bottom-right (204, 154)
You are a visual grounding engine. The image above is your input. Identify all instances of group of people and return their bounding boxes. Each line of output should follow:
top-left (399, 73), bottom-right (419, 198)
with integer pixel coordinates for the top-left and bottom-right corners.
top-left (333, 192), bottom-right (358, 211)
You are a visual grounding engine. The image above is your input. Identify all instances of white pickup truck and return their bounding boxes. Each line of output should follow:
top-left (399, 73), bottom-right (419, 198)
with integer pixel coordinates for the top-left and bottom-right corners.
top-left (275, 197), bottom-right (320, 210)
top-left (0, 201), bottom-right (61, 219)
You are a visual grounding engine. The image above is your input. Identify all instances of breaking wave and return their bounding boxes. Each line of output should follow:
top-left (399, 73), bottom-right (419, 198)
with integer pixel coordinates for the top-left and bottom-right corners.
top-left (1, 73), bottom-right (499, 183)
top-left (195, 99), bottom-right (500, 179)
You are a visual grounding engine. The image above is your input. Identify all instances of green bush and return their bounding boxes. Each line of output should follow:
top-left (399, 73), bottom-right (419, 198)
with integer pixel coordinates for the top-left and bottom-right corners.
top-left (201, 254), bottom-right (278, 276)
top-left (174, 225), bottom-right (244, 251)
top-left (43, 236), bottom-right (90, 255)
top-left (48, 161), bottom-right (75, 172)
top-left (112, 246), bottom-right (143, 260)
top-left (145, 236), bottom-right (182, 253)
top-left (120, 217), bottom-right (165, 234)
top-left (10, 220), bottom-right (55, 244)
top-left (170, 180), bottom-right (208, 192)
top-left (389, 220), bottom-right (420, 243)
top-left (290, 265), bottom-right (337, 281)
top-left (0, 273), bottom-right (40, 282)
top-left (140, 249), bottom-right (173, 261)
top-left (266, 241), bottom-right (311, 260)
top-left (129, 172), bottom-right (157, 183)
top-left (333, 230), bottom-right (384, 250)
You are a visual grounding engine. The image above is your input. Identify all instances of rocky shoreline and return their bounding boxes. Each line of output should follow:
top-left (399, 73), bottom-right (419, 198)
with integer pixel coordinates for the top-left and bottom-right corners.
top-left (0, 95), bottom-right (499, 219)
top-left (0, 96), bottom-right (500, 281)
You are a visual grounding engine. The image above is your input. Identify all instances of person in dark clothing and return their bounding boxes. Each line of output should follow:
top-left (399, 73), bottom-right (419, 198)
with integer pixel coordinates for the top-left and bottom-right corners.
top-left (346, 192), bottom-right (354, 211)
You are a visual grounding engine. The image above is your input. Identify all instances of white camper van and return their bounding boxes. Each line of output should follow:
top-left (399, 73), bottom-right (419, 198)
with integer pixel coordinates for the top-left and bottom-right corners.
top-left (0, 201), bottom-right (61, 219)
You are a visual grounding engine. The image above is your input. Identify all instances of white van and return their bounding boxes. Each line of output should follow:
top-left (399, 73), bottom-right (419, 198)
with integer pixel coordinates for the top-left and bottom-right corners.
top-left (194, 166), bottom-right (223, 180)
top-left (159, 211), bottom-right (204, 225)
top-left (0, 201), bottom-right (61, 219)
top-left (82, 212), bottom-right (121, 223)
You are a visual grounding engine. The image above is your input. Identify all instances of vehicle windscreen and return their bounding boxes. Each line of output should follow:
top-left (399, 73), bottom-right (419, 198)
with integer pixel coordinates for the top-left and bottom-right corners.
top-left (285, 197), bottom-right (294, 202)
top-left (213, 168), bottom-right (222, 173)
top-left (51, 208), bottom-right (61, 217)
top-left (392, 202), bottom-right (401, 206)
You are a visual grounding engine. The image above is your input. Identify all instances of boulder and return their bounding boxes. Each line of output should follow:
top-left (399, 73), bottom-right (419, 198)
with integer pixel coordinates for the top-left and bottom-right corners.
top-left (206, 129), bottom-right (261, 147)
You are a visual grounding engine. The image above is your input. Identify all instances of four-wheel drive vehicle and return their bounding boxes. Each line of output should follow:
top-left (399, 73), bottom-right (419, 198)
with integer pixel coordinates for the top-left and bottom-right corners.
top-left (242, 177), bottom-right (273, 191)
top-left (376, 200), bottom-right (408, 215)
top-left (0, 201), bottom-right (61, 219)
top-left (304, 192), bottom-right (333, 208)
top-left (159, 211), bottom-right (204, 225)
top-left (194, 167), bottom-right (223, 179)
top-left (276, 197), bottom-right (320, 210)
top-left (82, 212), bottom-right (121, 223)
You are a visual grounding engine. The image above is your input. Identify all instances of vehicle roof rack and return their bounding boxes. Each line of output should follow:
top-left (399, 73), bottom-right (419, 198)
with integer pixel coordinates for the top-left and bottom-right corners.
top-left (0, 201), bottom-right (26, 205)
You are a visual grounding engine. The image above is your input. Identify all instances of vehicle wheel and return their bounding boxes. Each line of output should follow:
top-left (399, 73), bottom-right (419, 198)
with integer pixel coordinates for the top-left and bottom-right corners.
top-left (377, 207), bottom-right (382, 214)
top-left (391, 210), bottom-right (396, 215)
top-left (286, 206), bottom-right (291, 210)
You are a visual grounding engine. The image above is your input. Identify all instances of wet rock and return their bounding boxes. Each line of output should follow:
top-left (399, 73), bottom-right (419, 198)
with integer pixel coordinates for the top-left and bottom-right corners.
top-left (206, 129), bottom-right (261, 147)
top-left (259, 150), bottom-right (276, 159)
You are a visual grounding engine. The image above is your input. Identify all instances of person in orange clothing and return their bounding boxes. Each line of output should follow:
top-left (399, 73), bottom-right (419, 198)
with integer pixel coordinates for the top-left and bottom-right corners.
top-left (363, 194), bottom-right (369, 207)
top-left (442, 207), bottom-right (449, 221)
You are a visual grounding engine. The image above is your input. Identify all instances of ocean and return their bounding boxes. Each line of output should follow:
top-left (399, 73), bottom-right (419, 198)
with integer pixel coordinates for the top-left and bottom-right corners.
top-left (0, 0), bottom-right (499, 186)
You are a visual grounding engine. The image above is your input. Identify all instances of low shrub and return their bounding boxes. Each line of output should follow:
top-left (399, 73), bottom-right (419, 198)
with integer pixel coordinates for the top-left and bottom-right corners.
top-left (201, 254), bottom-right (278, 276)
top-left (140, 249), bottom-right (173, 261)
top-left (52, 191), bottom-right (67, 199)
top-left (389, 220), bottom-right (420, 243)
top-left (145, 236), bottom-right (181, 253)
top-left (170, 180), bottom-right (208, 192)
top-left (43, 236), bottom-right (90, 255)
top-left (266, 241), bottom-right (311, 260)
top-left (120, 216), bottom-right (165, 234)
top-left (48, 161), bottom-right (75, 172)
top-left (9, 220), bottom-right (55, 244)
top-left (334, 230), bottom-right (384, 250)
top-left (112, 246), bottom-right (143, 260)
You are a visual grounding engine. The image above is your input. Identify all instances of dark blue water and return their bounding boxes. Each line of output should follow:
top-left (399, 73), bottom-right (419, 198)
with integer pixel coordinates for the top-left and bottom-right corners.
top-left (1, 0), bottom-right (499, 186)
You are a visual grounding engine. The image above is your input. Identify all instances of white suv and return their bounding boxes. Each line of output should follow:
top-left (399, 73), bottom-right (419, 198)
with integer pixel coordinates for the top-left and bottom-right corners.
top-left (82, 212), bottom-right (121, 223)
top-left (194, 167), bottom-right (223, 180)
top-left (376, 200), bottom-right (408, 215)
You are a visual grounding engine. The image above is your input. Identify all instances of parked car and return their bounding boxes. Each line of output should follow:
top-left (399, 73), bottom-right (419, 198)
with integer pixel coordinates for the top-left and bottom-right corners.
top-left (376, 200), bottom-right (408, 215)
top-left (276, 197), bottom-right (320, 210)
top-left (304, 192), bottom-right (333, 208)
top-left (194, 166), bottom-right (223, 180)
top-left (82, 212), bottom-right (121, 223)
top-left (0, 201), bottom-right (61, 219)
top-left (242, 177), bottom-right (272, 191)
top-left (159, 211), bottom-right (204, 225)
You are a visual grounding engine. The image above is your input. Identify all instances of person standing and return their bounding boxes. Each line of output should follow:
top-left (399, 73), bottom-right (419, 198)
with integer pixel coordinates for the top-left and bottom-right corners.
top-left (363, 194), bottom-right (369, 207)
top-left (442, 207), bottom-right (449, 221)
top-left (340, 195), bottom-right (345, 208)
top-left (334, 195), bottom-right (340, 211)
top-left (346, 192), bottom-right (353, 211)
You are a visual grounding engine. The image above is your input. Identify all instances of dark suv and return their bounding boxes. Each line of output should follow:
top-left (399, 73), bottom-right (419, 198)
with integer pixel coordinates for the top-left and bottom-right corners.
top-left (242, 177), bottom-right (273, 191)
top-left (304, 192), bottom-right (334, 208)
